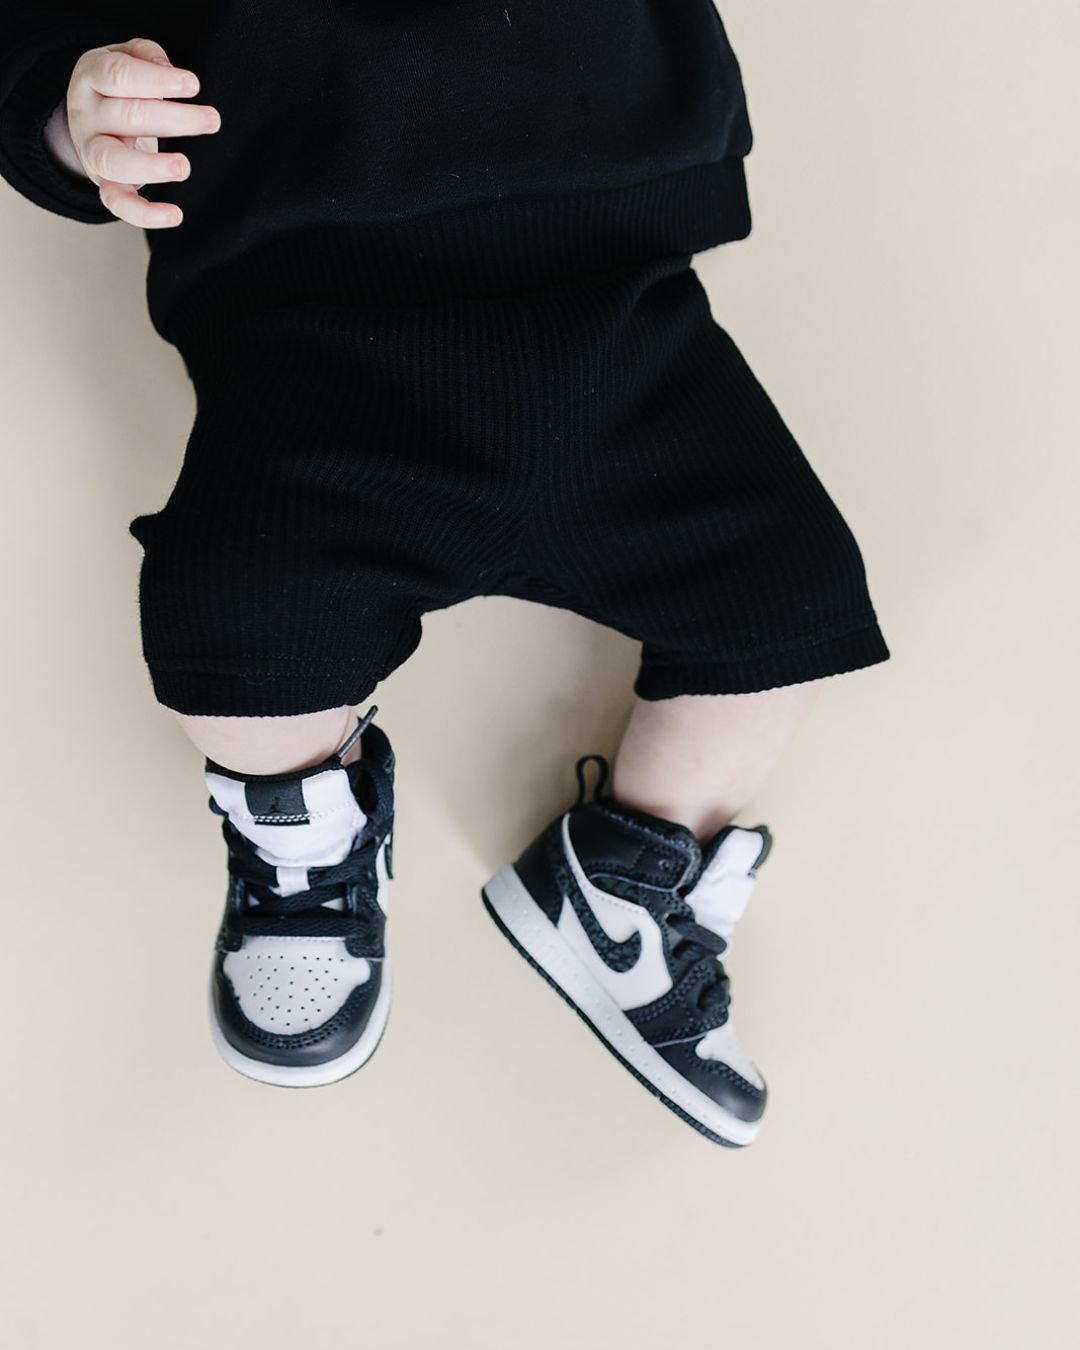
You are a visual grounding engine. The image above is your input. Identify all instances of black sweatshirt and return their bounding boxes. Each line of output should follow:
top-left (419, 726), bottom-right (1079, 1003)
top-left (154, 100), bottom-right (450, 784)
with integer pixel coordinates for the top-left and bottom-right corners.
top-left (0, 2), bottom-right (754, 352)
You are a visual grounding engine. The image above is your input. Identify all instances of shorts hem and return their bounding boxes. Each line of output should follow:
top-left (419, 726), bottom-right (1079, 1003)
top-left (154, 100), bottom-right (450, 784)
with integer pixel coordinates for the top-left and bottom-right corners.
top-left (633, 620), bottom-right (891, 700)
top-left (141, 662), bottom-right (383, 719)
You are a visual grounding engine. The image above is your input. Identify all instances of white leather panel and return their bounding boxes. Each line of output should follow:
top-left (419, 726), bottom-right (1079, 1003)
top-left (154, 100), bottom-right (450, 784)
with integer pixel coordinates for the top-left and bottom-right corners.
top-left (686, 827), bottom-right (767, 943)
top-left (694, 1018), bottom-right (765, 1090)
top-left (224, 937), bottom-right (371, 1033)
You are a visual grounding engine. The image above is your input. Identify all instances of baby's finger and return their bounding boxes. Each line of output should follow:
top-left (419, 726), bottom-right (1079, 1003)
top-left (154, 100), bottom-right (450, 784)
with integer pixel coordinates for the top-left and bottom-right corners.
top-left (79, 44), bottom-right (200, 102)
top-left (121, 36), bottom-right (177, 70)
top-left (82, 131), bottom-right (190, 186)
top-left (93, 94), bottom-right (221, 141)
top-left (97, 179), bottom-right (183, 230)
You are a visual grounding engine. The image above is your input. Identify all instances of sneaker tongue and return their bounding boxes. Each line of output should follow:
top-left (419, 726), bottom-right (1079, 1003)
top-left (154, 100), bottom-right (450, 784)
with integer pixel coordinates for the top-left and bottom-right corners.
top-left (205, 760), bottom-right (367, 877)
top-left (684, 827), bottom-right (770, 943)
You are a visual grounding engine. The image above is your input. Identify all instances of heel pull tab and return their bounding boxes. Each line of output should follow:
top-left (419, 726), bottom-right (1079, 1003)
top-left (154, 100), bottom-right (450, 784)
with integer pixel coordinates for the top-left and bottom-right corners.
top-left (750, 824), bottom-right (774, 874)
top-left (336, 704), bottom-right (378, 764)
top-left (574, 754), bottom-right (610, 806)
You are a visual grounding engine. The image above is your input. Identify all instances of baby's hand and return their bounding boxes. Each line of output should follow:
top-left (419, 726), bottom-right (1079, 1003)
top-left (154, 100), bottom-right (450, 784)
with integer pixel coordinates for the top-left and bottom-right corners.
top-left (43, 36), bottom-right (221, 229)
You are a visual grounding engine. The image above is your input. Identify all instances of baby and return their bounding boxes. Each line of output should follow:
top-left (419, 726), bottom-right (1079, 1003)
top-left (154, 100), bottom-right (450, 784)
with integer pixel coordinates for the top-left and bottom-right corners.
top-left (0, 2), bottom-right (889, 1146)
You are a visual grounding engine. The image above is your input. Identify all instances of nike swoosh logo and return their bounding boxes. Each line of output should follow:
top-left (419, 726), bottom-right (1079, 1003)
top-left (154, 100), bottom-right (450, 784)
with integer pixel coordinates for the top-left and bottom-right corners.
top-left (560, 819), bottom-right (642, 973)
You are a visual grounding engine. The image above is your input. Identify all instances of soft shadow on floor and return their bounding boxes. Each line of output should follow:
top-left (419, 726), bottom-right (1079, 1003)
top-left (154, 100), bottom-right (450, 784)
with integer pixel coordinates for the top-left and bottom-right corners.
top-left (375, 595), bottom-right (638, 870)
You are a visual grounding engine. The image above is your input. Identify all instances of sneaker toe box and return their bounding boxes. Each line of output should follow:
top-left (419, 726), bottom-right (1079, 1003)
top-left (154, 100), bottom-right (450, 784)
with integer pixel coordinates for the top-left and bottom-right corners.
top-left (655, 1021), bottom-right (768, 1124)
top-left (213, 941), bottom-right (384, 1069)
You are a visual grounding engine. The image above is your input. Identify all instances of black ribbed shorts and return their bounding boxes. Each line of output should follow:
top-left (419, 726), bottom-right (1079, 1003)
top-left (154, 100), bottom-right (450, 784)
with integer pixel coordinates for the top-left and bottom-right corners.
top-left (128, 251), bottom-right (890, 717)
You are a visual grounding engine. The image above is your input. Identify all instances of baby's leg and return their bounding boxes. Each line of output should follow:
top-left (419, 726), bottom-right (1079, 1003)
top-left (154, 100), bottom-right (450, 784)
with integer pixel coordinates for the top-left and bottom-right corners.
top-left (611, 683), bottom-right (824, 844)
top-left (172, 706), bottom-right (364, 773)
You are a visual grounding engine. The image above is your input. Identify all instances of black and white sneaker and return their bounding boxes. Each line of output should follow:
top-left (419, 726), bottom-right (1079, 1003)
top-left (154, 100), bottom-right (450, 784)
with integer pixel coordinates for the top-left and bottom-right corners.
top-left (482, 755), bottom-right (773, 1146)
top-left (204, 706), bottom-right (395, 1088)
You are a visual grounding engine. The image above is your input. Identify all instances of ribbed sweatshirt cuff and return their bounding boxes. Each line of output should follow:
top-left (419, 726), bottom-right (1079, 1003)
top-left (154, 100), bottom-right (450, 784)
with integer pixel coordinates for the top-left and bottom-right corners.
top-left (0, 31), bottom-right (126, 223)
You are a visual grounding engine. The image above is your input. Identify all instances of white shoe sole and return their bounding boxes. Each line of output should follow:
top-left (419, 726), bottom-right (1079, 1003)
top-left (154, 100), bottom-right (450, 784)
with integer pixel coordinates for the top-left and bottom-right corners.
top-left (482, 865), bottom-right (762, 1147)
top-left (209, 954), bottom-right (392, 1089)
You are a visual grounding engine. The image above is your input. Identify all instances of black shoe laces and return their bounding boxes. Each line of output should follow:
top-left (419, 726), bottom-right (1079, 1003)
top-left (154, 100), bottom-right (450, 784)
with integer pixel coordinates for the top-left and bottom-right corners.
top-left (214, 730), bottom-right (393, 954)
top-left (664, 908), bottom-right (732, 1026)
top-left (222, 818), bottom-right (383, 946)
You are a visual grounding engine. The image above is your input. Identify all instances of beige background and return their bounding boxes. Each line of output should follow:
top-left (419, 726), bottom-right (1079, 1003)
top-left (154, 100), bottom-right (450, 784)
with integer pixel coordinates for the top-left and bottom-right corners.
top-left (2, 3), bottom-right (1077, 1347)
